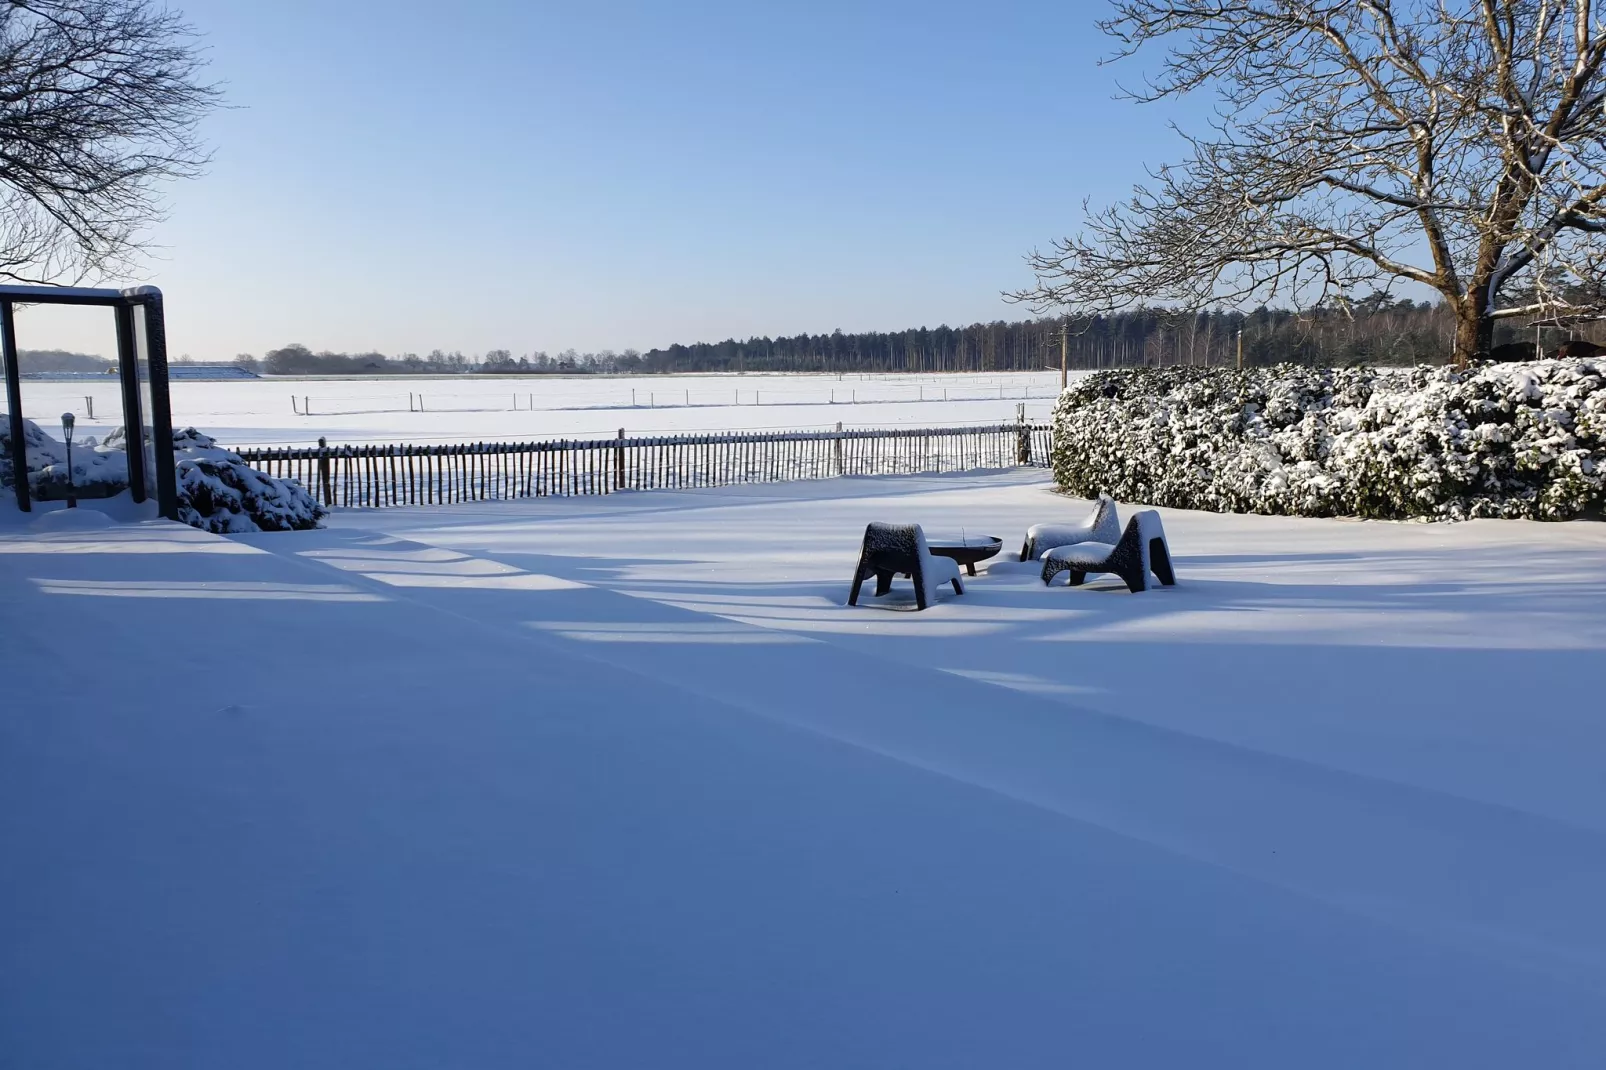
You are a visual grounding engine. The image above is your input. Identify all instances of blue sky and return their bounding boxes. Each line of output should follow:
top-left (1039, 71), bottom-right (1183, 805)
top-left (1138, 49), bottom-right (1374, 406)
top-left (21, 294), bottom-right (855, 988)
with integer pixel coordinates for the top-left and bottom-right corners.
top-left (23, 0), bottom-right (1198, 360)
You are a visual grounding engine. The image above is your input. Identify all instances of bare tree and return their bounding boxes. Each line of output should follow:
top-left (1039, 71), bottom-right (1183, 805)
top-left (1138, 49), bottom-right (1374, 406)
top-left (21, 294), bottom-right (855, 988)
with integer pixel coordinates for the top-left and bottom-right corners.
top-left (0, 0), bottom-right (218, 283)
top-left (1014, 2), bottom-right (1606, 365)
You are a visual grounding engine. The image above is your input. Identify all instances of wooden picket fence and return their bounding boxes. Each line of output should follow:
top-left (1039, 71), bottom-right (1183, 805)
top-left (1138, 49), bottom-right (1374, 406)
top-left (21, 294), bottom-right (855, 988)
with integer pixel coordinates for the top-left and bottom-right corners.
top-left (234, 422), bottom-right (1054, 510)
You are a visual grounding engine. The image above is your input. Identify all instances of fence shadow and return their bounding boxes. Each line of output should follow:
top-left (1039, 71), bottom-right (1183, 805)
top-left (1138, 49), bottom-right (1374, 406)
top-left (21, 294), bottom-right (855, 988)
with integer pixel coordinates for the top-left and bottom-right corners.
top-left (233, 522), bottom-right (1606, 1002)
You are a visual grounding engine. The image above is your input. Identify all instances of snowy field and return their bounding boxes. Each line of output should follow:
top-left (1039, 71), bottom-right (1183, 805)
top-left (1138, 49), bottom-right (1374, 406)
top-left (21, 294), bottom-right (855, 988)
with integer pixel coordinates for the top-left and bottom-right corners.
top-left (5, 470), bottom-right (1606, 1067)
top-left (16, 370), bottom-right (1071, 448)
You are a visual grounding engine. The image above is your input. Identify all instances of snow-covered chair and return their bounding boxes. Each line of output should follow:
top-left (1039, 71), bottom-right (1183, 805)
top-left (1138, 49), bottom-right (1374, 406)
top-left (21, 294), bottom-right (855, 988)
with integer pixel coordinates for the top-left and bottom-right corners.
top-left (1040, 510), bottom-right (1176, 592)
top-left (1019, 495), bottom-right (1121, 561)
top-left (847, 522), bottom-right (965, 610)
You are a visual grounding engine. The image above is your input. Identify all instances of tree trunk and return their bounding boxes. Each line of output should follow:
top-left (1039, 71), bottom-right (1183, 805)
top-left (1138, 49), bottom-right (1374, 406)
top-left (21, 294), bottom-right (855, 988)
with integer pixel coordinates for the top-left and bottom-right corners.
top-left (1453, 289), bottom-right (1494, 367)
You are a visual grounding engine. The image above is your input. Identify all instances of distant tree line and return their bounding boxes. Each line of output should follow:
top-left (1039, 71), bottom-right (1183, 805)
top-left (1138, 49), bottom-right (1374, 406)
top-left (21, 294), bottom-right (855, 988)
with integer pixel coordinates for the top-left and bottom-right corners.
top-left (631, 299), bottom-right (1464, 373)
top-left (18, 349), bottom-right (114, 373)
top-left (237, 344), bottom-right (624, 376)
top-left (234, 298), bottom-right (1597, 377)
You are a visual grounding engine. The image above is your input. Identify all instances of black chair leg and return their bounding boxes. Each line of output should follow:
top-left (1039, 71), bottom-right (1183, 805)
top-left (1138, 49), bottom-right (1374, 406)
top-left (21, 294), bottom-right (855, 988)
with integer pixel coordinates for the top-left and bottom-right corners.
top-left (848, 573), bottom-right (865, 606)
top-left (1019, 538), bottom-right (1033, 562)
top-left (1068, 571), bottom-right (1087, 587)
top-left (874, 570), bottom-right (893, 596)
top-left (950, 577), bottom-right (963, 594)
top-left (1117, 564), bottom-right (1146, 593)
top-left (1150, 538), bottom-right (1176, 586)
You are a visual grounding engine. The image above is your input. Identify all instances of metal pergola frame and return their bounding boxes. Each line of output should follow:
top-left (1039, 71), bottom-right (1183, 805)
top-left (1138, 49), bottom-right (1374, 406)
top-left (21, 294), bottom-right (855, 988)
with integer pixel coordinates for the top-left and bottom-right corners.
top-left (0, 284), bottom-right (177, 519)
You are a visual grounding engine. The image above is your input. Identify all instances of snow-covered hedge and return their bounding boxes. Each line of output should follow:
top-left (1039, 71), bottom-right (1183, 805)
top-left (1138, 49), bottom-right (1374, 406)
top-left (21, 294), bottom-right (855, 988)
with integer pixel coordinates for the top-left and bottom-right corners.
top-left (1051, 360), bottom-right (1606, 521)
top-left (1, 419), bottom-right (325, 531)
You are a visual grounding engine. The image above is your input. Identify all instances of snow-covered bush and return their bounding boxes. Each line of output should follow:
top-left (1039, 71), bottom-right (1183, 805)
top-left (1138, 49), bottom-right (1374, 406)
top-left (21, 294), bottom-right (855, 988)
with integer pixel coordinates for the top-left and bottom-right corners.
top-left (171, 428), bottom-right (325, 532)
top-left (1051, 359), bottom-right (1606, 521)
top-left (2, 416), bottom-right (129, 499)
top-left (1, 418), bottom-right (324, 531)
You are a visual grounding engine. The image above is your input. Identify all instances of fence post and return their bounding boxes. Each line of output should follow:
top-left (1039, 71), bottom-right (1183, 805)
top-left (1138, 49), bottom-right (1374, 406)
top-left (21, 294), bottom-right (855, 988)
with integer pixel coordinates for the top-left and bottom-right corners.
top-left (317, 435), bottom-right (333, 506)
top-left (85, 395), bottom-right (94, 419)
top-left (1016, 403), bottom-right (1031, 465)
top-left (833, 421), bottom-right (844, 476)
top-left (615, 428), bottom-right (625, 490)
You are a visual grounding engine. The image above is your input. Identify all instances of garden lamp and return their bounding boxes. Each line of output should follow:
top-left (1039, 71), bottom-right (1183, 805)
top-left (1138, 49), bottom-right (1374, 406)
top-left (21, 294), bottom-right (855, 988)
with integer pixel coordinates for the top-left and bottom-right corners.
top-left (60, 412), bottom-right (76, 508)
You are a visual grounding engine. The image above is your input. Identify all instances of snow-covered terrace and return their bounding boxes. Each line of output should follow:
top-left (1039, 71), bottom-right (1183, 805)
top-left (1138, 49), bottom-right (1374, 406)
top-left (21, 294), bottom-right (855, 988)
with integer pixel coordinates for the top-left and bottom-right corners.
top-left (4, 468), bottom-right (1606, 1067)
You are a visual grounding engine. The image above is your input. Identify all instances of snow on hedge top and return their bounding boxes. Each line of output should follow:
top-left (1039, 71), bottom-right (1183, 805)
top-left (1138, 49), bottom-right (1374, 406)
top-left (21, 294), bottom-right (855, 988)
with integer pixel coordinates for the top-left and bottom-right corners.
top-left (1051, 359), bottom-right (1606, 521)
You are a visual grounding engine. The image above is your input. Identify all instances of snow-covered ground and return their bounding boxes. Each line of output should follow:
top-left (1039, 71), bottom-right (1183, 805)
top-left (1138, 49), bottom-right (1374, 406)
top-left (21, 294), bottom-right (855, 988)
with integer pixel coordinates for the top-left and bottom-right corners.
top-left (17, 371), bottom-right (1070, 448)
top-left (4, 470), bottom-right (1606, 1067)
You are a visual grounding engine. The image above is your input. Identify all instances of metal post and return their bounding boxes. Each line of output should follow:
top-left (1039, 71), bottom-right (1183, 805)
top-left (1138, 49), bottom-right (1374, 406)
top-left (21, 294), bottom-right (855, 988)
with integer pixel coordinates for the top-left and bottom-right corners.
top-left (113, 302), bottom-right (147, 503)
top-left (60, 412), bottom-right (76, 508)
top-left (2, 301), bottom-right (31, 511)
top-left (132, 293), bottom-right (179, 520)
top-left (1236, 328), bottom-right (1244, 370)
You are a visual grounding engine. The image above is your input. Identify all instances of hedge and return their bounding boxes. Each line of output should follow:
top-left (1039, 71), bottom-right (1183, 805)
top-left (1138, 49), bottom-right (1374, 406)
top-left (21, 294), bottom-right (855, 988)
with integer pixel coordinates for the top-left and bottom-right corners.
top-left (1051, 360), bottom-right (1605, 521)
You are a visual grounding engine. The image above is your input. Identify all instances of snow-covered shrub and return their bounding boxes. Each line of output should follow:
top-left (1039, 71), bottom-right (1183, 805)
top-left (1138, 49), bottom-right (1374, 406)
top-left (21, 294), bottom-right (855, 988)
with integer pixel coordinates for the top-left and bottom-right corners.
top-left (171, 428), bottom-right (326, 533)
top-left (1, 416), bottom-right (128, 499)
top-left (0, 416), bottom-right (50, 491)
top-left (1051, 359), bottom-right (1606, 521)
top-left (1, 418), bottom-right (324, 531)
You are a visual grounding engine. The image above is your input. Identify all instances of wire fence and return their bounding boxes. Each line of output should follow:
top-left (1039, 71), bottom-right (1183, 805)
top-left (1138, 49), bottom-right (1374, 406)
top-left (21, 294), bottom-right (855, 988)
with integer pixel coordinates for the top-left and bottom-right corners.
top-left (236, 421), bottom-right (1055, 509)
top-left (286, 383), bottom-right (1062, 416)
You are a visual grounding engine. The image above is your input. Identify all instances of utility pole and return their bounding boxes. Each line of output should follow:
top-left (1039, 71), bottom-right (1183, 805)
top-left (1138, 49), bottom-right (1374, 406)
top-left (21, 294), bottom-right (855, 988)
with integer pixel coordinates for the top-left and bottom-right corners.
top-left (1059, 320), bottom-right (1069, 390)
top-left (1044, 316), bottom-right (1071, 389)
top-left (1236, 327), bottom-right (1244, 370)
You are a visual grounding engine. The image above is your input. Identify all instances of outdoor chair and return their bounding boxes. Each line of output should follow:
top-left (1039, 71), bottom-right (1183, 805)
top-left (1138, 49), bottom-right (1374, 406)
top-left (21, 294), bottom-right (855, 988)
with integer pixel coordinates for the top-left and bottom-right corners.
top-left (1020, 495), bottom-right (1121, 561)
top-left (847, 522), bottom-right (965, 611)
top-left (1040, 510), bottom-right (1176, 592)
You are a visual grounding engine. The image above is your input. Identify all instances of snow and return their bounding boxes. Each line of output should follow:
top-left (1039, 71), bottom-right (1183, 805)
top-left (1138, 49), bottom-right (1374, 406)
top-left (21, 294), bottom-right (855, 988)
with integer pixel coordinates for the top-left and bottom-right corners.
top-left (4, 468), bottom-right (1606, 1067)
top-left (913, 524), bottom-right (965, 605)
top-left (16, 371), bottom-right (1073, 448)
top-left (26, 506), bottom-right (117, 532)
top-left (1025, 494), bottom-right (1121, 557)
top-left (0, 282), bottom-right (124, 301)
top-left (2, 419), bottom-right (324, 532)
top-left (1044, 538), bottom-right (1117, 565)
top-left (0, 414), bottom-right (129, 496)
top-left (169, 428), bottom-right (326, 533)
top-left (1053, 361), bottom-right (1606, 520)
